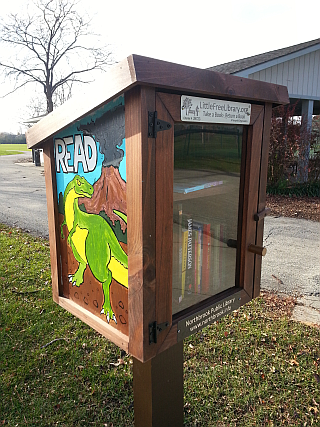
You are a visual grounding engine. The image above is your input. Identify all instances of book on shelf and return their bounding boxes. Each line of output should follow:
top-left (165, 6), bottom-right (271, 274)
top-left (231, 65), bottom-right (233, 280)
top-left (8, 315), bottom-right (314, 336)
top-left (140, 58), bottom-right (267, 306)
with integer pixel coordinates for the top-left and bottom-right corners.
top-left (173, 208), bottom-right (229, 303)
top-left (186, 217), bottom-right (193, 295)
top-left (211, 223), bottom-right (228, 295)
top-left (219, 224), bottom-right (225, 289)
top-left (193, 221), bottom-right (204, 294)
top-left (173, 204), bottom-right (183, 304)
top-left (178, 204), bottom-right (183, 302)
top-left (202, 223), bottom-right (211, 294)
top-left (194, 228), bottom-right (198, 294)
top-left (181, 228), bottom-right (188, 298)
top-left (173, 180), bottom-right (223, 194)
top-left (212, 224), bottom-right (221, 293)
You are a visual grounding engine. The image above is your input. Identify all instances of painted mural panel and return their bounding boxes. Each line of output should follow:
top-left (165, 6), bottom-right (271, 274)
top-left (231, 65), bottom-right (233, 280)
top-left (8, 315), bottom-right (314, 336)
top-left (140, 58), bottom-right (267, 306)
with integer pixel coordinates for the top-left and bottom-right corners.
top-left (54, 96), bottom-right (128, 334)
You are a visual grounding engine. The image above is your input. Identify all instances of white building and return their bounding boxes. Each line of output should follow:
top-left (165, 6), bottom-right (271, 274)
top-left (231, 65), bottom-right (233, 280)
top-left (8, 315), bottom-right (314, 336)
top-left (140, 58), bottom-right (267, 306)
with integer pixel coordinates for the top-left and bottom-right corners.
top-left (208, 38), bottom-right (320, 130)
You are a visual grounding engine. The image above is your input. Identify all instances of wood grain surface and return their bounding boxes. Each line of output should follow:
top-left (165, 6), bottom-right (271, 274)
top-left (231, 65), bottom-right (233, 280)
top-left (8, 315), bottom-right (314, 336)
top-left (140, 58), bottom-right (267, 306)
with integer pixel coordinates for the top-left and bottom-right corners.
top-left (26, 55), bottom-right (289, 149)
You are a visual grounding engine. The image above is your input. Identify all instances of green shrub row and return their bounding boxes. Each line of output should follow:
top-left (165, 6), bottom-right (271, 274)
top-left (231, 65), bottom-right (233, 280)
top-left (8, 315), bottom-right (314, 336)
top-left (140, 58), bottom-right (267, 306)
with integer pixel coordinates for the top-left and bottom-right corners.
top-left (267, 180), bottom-right (320, 197)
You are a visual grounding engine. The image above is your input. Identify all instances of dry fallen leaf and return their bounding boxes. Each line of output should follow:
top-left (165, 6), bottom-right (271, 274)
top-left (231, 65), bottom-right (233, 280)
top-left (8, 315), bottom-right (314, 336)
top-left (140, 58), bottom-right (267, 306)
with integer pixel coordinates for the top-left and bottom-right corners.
top-left (314, 373), bottom-right (320, 383)
top-left (110, 358), bottom-right (125, 367)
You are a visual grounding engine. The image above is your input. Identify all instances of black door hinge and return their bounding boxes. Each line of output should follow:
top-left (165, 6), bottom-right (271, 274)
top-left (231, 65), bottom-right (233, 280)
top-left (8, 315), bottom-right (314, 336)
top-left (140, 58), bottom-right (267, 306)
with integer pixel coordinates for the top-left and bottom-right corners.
top-left (148, 111), bottom-right (171, 138)
top-left (149, 321), bottom-right (169, 344)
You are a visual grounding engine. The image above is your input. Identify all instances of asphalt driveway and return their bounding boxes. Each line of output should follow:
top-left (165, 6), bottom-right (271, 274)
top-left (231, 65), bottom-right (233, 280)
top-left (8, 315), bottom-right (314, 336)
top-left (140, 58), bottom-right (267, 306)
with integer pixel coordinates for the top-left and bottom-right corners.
top-left (1, 152), bottom-right (319, 324)
top-left (0, 152), bottom-right (48, 238)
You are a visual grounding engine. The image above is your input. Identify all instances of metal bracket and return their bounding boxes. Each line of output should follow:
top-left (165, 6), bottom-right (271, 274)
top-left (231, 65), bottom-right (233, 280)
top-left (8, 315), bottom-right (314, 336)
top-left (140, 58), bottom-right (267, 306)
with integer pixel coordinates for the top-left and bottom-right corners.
top-left (148, 111), bottom-right (171, 138)
top-left (149, 321), bottom-right (169, 344)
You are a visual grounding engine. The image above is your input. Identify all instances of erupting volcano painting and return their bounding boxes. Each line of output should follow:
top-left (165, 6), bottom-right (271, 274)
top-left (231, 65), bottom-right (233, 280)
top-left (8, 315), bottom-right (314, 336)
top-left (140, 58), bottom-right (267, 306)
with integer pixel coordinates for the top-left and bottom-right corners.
top-left (54, 95), bottom-right (128, 334)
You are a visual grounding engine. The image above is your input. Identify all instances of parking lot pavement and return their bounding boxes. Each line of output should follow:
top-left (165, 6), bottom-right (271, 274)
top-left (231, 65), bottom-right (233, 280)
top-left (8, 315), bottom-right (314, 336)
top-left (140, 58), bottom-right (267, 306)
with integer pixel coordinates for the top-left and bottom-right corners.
top-left (0, 152), bottom-right (48, 237)
top-left (261, 216), bottom-right (320, 298)
top-left (261, 216), bottom-right (320, 327)
top-left (0, 152), bottom-right (319, 325)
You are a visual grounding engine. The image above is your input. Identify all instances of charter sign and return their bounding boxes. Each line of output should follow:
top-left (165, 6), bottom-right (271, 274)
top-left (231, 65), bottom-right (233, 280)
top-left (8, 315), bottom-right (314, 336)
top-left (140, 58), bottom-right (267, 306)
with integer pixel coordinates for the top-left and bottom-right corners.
top-left (181, 95), bottom-right (251, 125)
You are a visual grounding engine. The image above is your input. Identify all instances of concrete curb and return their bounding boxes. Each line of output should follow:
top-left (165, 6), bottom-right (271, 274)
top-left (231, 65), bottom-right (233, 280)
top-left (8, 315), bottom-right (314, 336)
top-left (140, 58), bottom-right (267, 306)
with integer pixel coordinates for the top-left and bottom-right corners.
top-left (291, 296), bottom-right (320, 327)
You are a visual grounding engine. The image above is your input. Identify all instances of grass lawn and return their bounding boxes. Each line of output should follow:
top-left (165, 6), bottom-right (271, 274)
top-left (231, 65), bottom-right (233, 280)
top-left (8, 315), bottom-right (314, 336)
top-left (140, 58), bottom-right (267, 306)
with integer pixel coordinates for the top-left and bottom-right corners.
top-left (0, 224), bottom-right (319, 426)
top-left (174, 130), bottom-right (242, 175)
top-left (0, 144), bottom-right (31, 156)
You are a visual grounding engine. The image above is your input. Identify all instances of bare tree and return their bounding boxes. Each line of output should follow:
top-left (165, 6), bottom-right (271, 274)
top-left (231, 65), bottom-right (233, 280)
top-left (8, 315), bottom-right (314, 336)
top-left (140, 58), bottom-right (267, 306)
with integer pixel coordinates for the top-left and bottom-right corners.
top-left (0, 0), bottom-right (114, 113)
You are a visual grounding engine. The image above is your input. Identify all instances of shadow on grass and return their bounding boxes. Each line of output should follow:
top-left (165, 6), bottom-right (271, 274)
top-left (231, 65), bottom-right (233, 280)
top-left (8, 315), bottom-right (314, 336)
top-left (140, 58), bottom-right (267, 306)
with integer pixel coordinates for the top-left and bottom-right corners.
top-left (1, 224), bottom-right (319, 426)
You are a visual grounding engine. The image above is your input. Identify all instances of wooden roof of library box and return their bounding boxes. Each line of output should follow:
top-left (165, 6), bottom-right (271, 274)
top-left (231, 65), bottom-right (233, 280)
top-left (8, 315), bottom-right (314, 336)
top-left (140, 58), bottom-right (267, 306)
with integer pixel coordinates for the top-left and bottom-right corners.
top-left (26, 54), bottom-right (289, 149)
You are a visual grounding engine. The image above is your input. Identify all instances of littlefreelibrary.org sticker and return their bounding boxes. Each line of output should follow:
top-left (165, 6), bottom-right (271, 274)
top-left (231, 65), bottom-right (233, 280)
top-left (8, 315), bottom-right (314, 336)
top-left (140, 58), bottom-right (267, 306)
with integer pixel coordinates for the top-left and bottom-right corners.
top-left (181, 95), bottom-right (251, 125)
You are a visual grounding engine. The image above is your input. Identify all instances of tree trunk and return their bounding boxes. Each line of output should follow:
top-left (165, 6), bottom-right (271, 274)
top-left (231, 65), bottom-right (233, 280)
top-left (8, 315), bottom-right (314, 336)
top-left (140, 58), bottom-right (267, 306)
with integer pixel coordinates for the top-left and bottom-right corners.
top-left (46, 93), bottom-right (54, 113)
top-left (297, 137), bottom-right (310, 183)
top-left (297, 100), bottom-right (314, 183)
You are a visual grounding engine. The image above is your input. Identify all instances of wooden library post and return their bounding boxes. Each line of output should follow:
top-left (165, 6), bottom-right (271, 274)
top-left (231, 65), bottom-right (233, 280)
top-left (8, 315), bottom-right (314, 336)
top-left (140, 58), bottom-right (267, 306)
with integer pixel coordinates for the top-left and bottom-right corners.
top-left (26, 55), bottom-right (288, 426)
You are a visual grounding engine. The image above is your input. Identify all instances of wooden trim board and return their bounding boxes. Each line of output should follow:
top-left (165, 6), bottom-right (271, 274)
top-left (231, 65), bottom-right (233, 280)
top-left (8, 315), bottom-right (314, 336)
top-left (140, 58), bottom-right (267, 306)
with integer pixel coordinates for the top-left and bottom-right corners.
top-left (58, 297), bottom-right (129, 352)
top-left (43, 139), bottom-right (62, 303)
top-left (26, 55), bottom-right (289, 149)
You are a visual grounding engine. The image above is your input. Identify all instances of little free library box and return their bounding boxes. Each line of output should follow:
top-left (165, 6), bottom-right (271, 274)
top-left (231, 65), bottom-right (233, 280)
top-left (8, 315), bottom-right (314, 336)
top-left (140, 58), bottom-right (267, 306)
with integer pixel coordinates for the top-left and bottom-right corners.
top-left (26, 55), bottom-right (289, 363)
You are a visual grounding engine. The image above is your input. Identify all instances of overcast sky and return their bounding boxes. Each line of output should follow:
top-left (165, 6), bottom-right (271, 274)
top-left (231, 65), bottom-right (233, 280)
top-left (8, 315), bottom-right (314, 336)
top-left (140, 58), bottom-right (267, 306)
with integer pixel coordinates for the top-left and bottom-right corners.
top-left (0, 0), bottom-right (319, 133)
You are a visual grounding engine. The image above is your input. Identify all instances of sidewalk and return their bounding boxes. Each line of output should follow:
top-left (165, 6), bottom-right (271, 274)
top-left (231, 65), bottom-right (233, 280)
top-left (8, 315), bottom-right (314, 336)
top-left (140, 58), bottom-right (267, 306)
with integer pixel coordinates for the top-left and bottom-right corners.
top-left (261, 215), bottom-right (320, 327)
top-left (291, 295), bottom-right (320, 326)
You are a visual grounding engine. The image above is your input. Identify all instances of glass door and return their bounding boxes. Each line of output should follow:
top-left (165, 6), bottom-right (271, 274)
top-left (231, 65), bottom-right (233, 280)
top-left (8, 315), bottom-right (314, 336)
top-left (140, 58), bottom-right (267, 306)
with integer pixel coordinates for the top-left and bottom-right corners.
top-left (172, 123), bottom-right (243, 315)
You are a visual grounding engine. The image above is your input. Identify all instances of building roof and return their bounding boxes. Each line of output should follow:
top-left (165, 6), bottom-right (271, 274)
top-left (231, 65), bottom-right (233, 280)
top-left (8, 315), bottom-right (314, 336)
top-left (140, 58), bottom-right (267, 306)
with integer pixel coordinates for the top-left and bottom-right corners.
top-left (208, 38), bottom-right (320, 74)
top-left (26, 54), bottom-right (288, 149)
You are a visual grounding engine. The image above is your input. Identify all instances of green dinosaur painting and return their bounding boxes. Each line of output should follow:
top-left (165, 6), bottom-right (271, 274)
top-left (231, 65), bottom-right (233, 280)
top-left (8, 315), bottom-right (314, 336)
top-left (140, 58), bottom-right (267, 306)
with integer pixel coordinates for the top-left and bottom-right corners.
top-left (60, 175), bottom-right (128, 324)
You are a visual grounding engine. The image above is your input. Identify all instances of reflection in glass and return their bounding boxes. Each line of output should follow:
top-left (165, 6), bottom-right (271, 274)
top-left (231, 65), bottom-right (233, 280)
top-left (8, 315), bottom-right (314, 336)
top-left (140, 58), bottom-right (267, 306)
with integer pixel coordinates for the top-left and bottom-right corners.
top-left (172, 123), bottom-right (243, 315)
